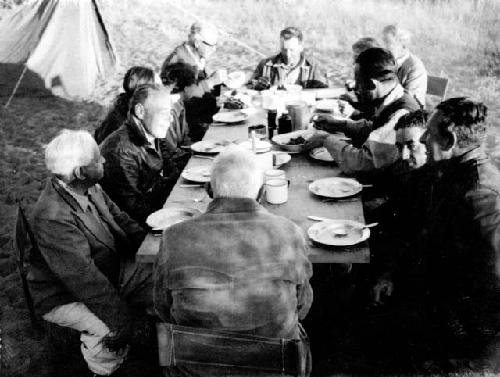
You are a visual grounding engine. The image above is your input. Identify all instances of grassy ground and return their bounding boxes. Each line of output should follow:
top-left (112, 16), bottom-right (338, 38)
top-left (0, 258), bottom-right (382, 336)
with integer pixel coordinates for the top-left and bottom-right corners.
top-left (1, 0), bottom-right (500, 376)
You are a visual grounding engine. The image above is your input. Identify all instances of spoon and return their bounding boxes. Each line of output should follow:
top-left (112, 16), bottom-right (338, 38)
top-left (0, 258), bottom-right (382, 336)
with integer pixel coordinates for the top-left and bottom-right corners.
top-left (307, 216), bottom-right (378, 229)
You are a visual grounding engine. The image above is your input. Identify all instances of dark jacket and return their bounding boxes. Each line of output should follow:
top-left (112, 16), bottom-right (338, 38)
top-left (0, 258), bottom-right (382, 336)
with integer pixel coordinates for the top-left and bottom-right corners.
top-left (28, 178), bottom-right (146, 331)
top-left (100, 116), bottom-right (179, 225)
top-left (94, 93), bottom-right (129, 145)
top-left (376, 150), bottom-right (500, 354)
top-left (249, 53), bottom-right (328, 89)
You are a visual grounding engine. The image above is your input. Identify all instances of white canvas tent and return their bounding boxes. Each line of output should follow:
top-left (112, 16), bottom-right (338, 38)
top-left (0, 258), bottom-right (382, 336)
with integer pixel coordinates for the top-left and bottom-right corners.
top-left (0, 0), bottom-right (118, 100)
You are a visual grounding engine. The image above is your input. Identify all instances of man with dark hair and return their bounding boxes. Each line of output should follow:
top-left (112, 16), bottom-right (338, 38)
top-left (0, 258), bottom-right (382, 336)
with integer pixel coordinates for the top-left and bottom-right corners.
top-left (161, 62), bottom-right (219, 142)
top-left (248, 26), bottom-right (328, 90)
top-left (352, 37), bottom-right (381, 62)
top-left (373, 98), bottom-right (500, 367)
top-left (305, 47), bottom-right (420, 175)
top-left (100, 85), bottom-right (178, 225)
top-left (94, 66), bottom-right (157, 145)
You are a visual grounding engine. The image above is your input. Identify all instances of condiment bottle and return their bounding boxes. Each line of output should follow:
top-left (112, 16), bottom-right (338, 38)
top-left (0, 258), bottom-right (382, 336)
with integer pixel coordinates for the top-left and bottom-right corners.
top-left (267, 110), bottom-right (277, 139)
top-left (277, 112), bottom-right (292, 134)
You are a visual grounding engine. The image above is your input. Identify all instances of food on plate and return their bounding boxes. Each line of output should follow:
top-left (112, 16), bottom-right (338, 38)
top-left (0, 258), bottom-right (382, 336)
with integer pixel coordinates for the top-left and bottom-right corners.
top-left (286, 136), bottom-right (306, 145)
top-left (223, 97), bottom-right (248, 110)
top-left (321, 223), bottom-right (362, 243)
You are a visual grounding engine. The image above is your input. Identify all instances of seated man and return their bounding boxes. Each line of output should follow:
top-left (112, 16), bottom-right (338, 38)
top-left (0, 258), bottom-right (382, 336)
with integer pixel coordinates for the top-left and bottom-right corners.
top-left (382, 24), bottom-right (427, 107)
top-left (373, 98), bottom-right (500, 366)
top-left (305, 47), bottom-right (420, 175)
top-left (342, 37), bottom-right (381, 120)
top-left (154, 146), bottom-right (313, 376)
top-left (94, 66), bottom-right (157, 145)
top-left (29, 130), bottom-right (152, 376)
top-left (100, 85), bottom-right (178, 225)
top-left (248, 26), bottom-right (328, 90)
top-left (161, 61), bottom-right (219, 143)
top-left (161, 22), bottom-right (226, 93)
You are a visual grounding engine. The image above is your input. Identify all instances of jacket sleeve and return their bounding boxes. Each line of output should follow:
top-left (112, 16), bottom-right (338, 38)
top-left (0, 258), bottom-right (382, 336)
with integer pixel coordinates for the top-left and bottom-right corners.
top-left (33, 217), bottom-right (129, 331)
top-left (153, 232), bottom-right (173, 322)
top-left (98, 184), bottom-right (146, 252)
top-left (293, 226), bottom-right (313, 320)
top-left (468, 185), bottom-right (500, 277)
top-left (161, 49), bottom-right (180, 78)
top-left (324, 137), bottom-right (399, 174)
top-left (247, 59), bottom-right (267, 87)
top-left (343, 119), bottom-right (374, 147)
top-left (305, 64), bottom-right (329, 89)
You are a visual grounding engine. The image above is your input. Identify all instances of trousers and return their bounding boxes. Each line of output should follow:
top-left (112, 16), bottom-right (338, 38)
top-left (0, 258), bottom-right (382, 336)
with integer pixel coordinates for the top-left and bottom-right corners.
top-left (43, 259), bottom-right (153, 375)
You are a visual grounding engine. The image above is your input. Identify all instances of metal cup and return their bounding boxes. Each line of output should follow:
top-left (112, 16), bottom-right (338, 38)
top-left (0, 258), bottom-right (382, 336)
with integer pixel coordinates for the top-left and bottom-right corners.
top-left (286, 101), bottom-right (310, 131)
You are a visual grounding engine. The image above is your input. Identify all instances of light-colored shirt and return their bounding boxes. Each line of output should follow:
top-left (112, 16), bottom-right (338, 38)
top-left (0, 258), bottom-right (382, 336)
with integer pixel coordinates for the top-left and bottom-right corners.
top-left (396, 51), bottom-right (427, 106)
top-left (324, 84), bottom-right (416, 174)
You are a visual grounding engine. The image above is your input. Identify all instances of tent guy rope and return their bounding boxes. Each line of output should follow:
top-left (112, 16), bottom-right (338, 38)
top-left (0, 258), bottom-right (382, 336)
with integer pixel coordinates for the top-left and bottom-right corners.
top-left (3, 65), bottom-right (28, 110)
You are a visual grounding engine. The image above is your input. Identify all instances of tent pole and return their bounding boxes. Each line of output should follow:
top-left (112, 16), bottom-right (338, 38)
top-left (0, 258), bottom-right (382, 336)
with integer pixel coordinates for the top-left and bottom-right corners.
top-left (3, 64), bottom-right (29, 110)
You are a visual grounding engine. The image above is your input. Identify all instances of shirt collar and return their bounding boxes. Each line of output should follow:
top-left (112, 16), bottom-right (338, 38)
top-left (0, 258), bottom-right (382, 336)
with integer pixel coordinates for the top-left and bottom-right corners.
top-left (57, 178), bottom-right (90, 211)
top-left (273, 53), bottom-right (306, 70)
top-left (206, 197), bottom-right (264, 214)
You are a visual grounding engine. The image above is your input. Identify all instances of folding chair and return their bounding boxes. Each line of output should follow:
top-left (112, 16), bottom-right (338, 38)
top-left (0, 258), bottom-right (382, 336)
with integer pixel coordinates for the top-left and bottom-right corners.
top-left (157, 323), bottom-right (311, 376)
top-left (427, 75), bottom-right (449, 100)
top-left (13, 203), bottom-right (41, 331)
top-left (426, 75), bottom-right (449, 108)
top-left (13, 203), bottom-right (84, 375)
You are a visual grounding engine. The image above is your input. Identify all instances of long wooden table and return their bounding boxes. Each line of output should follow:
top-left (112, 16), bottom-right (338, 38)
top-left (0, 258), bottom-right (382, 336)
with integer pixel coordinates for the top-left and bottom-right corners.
top-left (137, 107), bottom-right (370, 264)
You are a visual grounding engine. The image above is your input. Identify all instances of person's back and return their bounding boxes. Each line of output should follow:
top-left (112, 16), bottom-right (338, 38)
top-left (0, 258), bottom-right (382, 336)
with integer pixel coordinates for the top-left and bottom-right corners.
top-left (155, 199), bottom-right (311, 339)
top-left (154, 146), bottom-right (313, 376)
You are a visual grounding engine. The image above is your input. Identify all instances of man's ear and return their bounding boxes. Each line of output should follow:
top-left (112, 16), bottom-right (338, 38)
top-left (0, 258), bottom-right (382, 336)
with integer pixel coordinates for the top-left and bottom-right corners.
top-left (205, 182), bottom-right (213, 198)
top-left (133, 103), bottom-right (145, 120)
top-left (73, 166), bottom-right (84, 180)
top-left (443, 130), bottom-right (457, 151)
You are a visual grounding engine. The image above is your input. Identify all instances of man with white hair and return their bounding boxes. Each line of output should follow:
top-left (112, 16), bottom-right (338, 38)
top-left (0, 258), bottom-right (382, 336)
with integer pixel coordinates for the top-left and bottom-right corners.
top-left (161, 22), bottom-right (227, 93)
top-left (28, 130), bottom-right (153, 376)
top-left (100, 85), bottom-right (179, 225)
top-left (154, 146), bottom-right (313, 376)
top-left (383, 24), bottom-right (427, 106)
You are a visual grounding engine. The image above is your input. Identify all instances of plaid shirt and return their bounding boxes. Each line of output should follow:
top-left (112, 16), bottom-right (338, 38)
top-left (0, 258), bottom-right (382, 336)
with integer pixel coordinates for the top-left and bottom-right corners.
top-left (250, 53), bottom-right (328, 89)
top-left (154, 197), bottom-right (313, 340)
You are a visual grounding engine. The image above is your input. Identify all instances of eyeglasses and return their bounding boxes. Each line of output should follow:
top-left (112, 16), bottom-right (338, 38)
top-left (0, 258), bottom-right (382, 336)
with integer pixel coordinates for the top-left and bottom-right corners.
top-left (202, 40), bottom-right (217, 47)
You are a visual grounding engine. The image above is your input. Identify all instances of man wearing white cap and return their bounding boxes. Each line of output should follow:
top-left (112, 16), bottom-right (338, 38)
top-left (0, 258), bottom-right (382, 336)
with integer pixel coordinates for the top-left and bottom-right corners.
top-left (161, 22), bottom-right (226, 93)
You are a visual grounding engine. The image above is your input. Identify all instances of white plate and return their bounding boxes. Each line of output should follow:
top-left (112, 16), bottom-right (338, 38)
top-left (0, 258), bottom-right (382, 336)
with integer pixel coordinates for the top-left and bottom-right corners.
top-left (308, 219), bottom-right (370, 246)
top-left (273, 151), bottom-right (291, 167)
top-left (213, 111), bottom-right (248, 124)
top-left (225, 71), bottom-right (247, 89)
top-left (309, 177), bottom-right (362, 198)
top-left (190, 140), bottom-right (227, 154)
top-left (237, 139), bottom-right (272, 153)
top-left (181, 166), bottom-right (212, 183)
top-left (315, 99), bottom-right (340, 113)
top-left (272, 129), bottom-right (315, 153)
top-left (309, 147), bottom-right (334, 162)
top-left (146, 207), bottom-right (201, 231)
